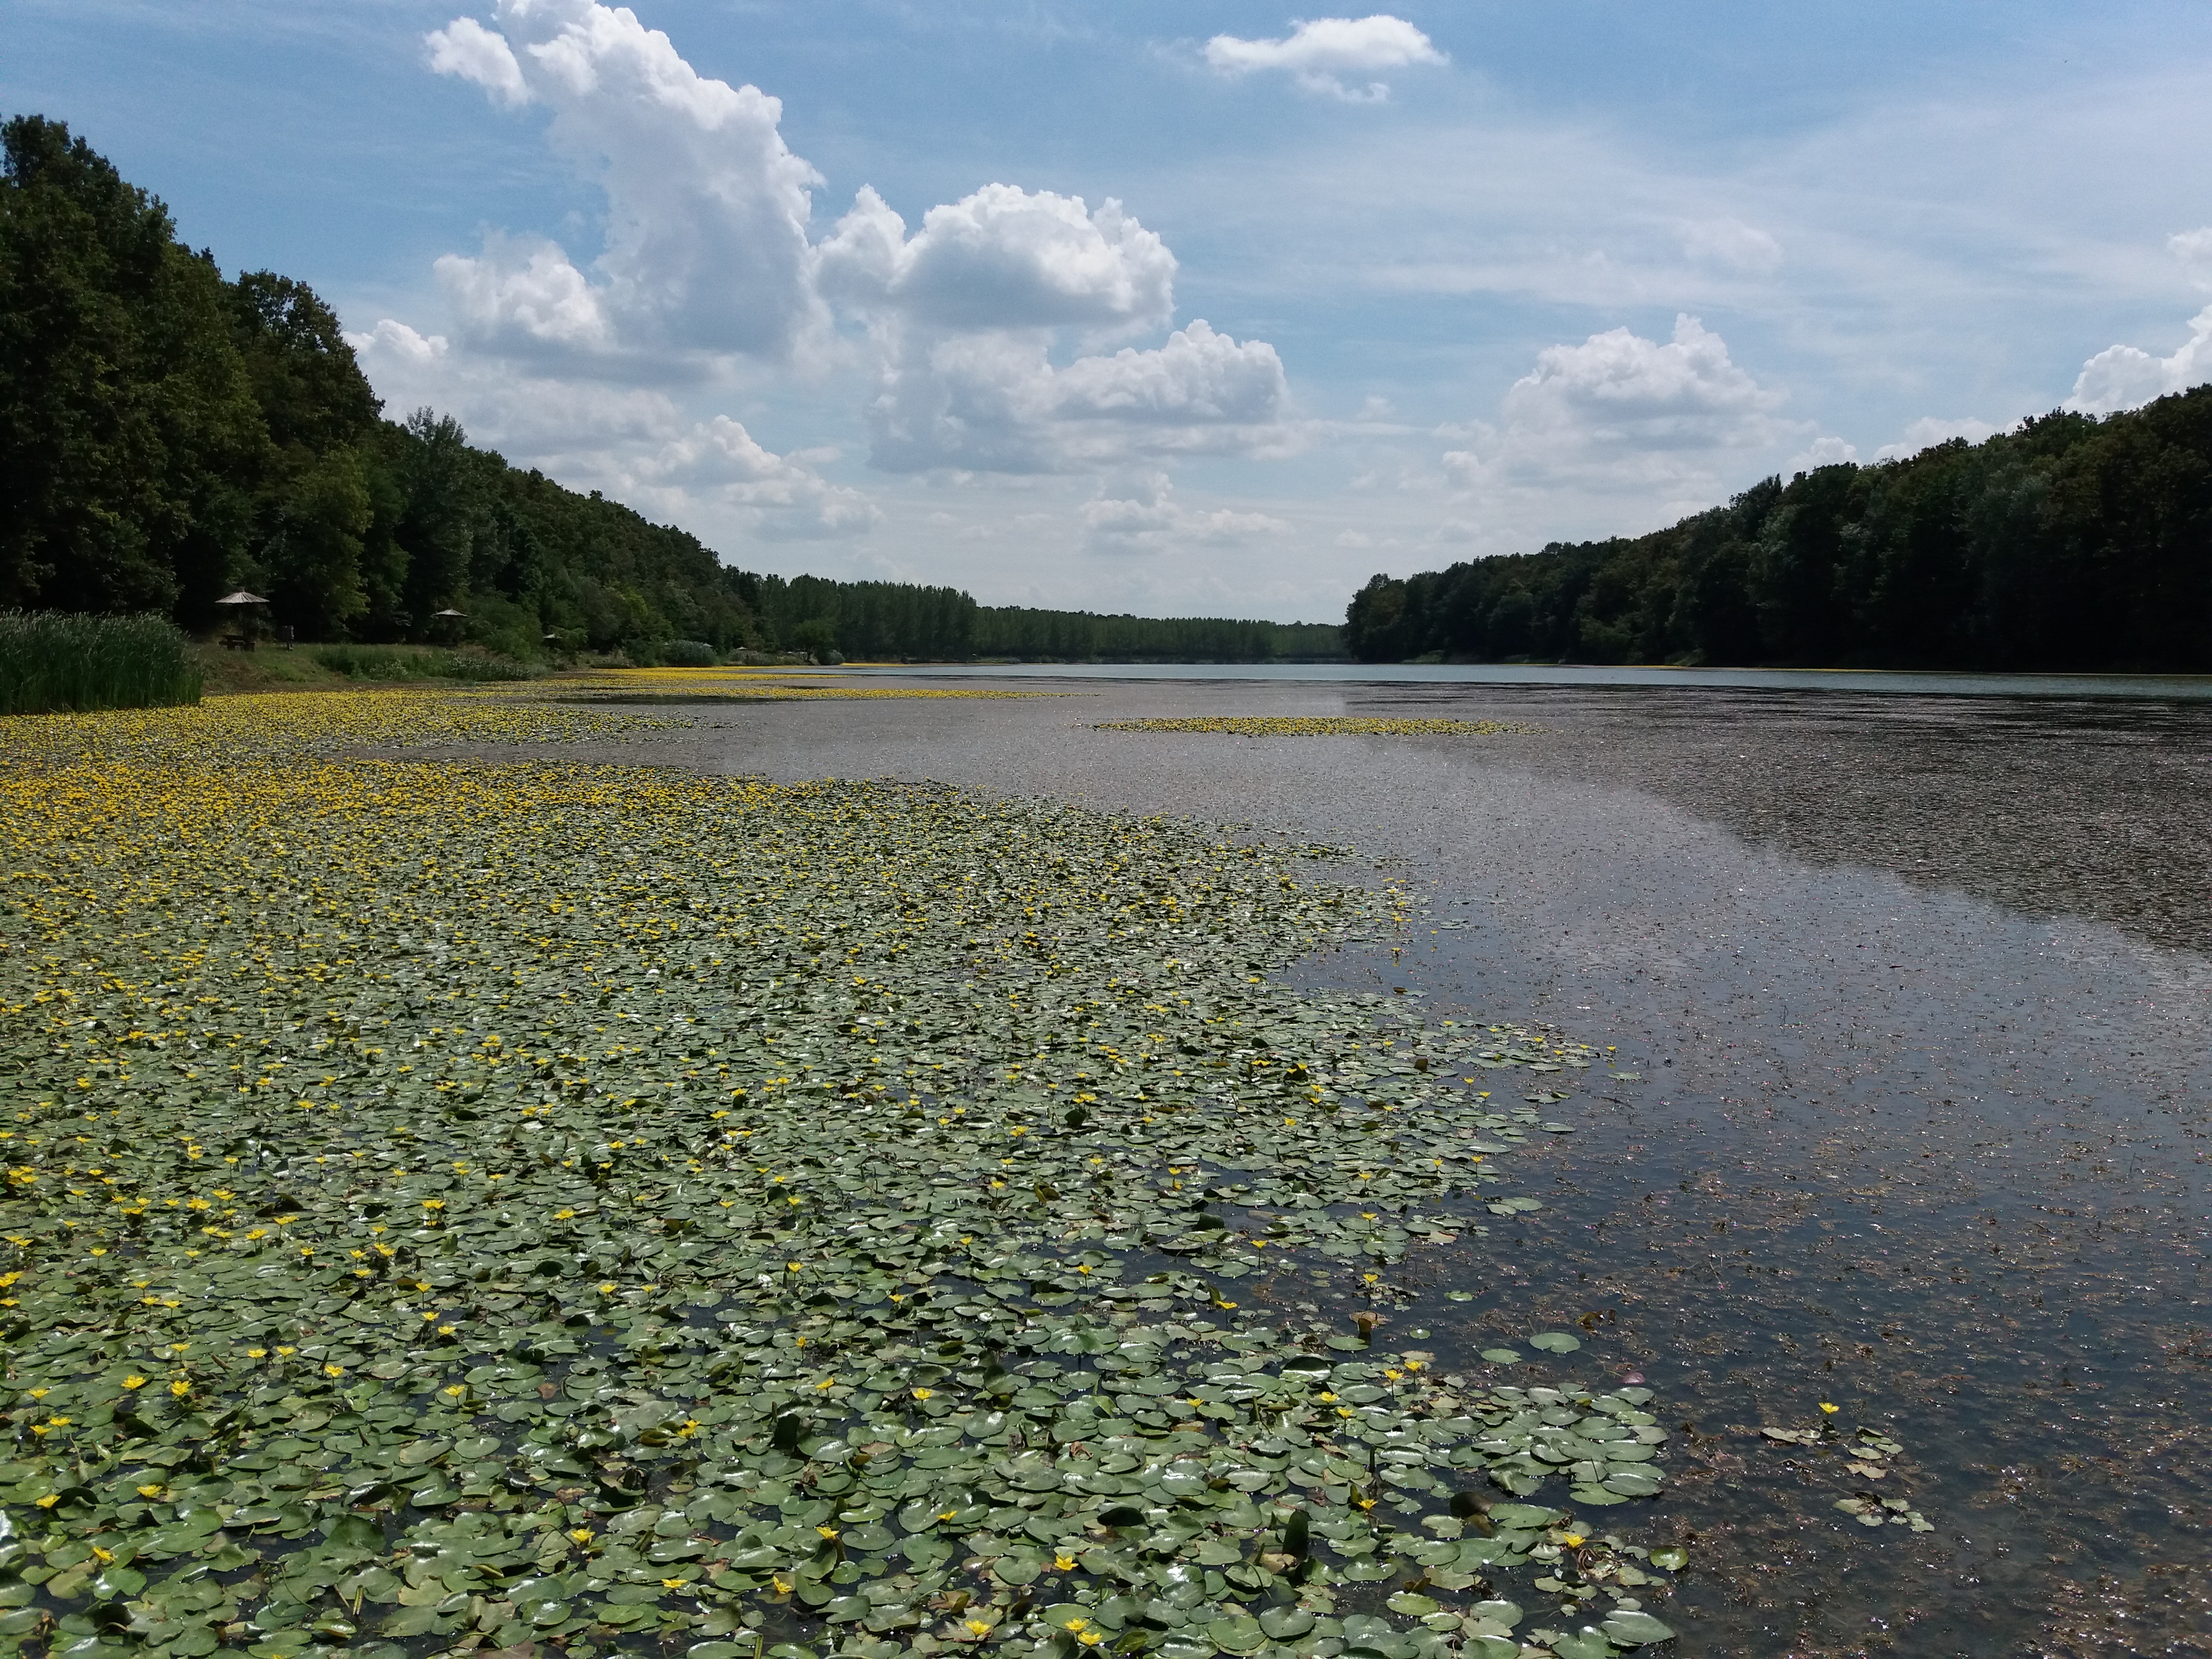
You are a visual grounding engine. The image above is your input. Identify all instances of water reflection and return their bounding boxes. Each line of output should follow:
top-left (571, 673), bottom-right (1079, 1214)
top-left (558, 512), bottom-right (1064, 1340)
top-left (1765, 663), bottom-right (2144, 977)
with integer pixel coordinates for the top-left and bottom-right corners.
top-left (1342, 684), bottom-right (2212, 957)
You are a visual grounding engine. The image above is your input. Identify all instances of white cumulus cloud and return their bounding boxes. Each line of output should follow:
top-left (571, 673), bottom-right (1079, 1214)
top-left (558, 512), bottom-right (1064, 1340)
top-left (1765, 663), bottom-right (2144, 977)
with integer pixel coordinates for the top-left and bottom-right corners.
top-left (365, 0), bottom-right (1298, 556)
top-left (817, 184), bottom-right (1175, 335)
top-left (1205, 15), bottom-right (1446, 101)
top-left (424, 15), bottom-right (530, 107)
top-left (1439, 315), bottom-right (1798, 548)
top-left (820, 181), bottom-right (1291, 471)
top-left (2067, 305), bottom-right (2212, 415)
top-left (626, 417), bottom-right (880, 540)
top-left (1491, 313), bottom-right (1785, 454)
top-left (434, 232), bottom-right (611, 353)
top-left (1080, 473), bottom-right (1289, 552)
top-left (865, 321), bottom-right (1291, 474)
top-left (2064, 228), bottom-right (2212, 416)
top-left (425, 0), bottom-right (825, 370)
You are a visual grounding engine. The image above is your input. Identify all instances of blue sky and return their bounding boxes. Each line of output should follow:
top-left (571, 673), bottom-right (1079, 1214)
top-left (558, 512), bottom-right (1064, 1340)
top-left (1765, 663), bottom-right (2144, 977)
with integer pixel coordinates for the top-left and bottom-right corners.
top-left (12, 2), bottom-right (2212, 619)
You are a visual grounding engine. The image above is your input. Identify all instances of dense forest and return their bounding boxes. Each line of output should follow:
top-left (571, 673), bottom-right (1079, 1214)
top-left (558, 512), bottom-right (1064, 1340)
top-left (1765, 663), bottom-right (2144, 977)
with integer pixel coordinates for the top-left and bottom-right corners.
top-left (1346, 389), bottom-right (2212, 669)
top-left (0, 116), bottom-right (1340, 663)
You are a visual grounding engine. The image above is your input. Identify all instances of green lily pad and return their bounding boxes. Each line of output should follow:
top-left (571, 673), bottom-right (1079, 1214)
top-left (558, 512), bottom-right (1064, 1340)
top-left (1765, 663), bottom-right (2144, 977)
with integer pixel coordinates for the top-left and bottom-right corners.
top-left (1259, 1606), bottom-right (1316, 1640)
top-left (1482, 1348), bottom-right (1526, 1364)
top-left (1529, 1332), bottom-right (1581, 1354)
top-left (1602, 1610), bottom-right (1679, 1646)
top-left (1206, 1613), bottom-right (1268, 1654)
top-left (1549, 1628), bottom-right (1616, 1659)
top-left (0, 701), bottom-right (1675, 1658)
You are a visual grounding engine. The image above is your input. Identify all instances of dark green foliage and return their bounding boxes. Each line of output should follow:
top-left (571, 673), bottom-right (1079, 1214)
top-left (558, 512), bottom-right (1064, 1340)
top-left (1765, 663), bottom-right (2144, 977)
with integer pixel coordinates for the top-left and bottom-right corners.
top-left (308, 644), bottom-right (533, 682)
top-left (0, 609), bottom-right (200, 713)
top-left (226, 271), bottom-right (385, 638)
top-left (649, 638), bottom-right (719, 667)
top-left (1346, 391), bottom-right (2212, 669)
top-left (0, 116), bottom-right (263, 617)
top-left (723, 579), bottom-right (1341, 662)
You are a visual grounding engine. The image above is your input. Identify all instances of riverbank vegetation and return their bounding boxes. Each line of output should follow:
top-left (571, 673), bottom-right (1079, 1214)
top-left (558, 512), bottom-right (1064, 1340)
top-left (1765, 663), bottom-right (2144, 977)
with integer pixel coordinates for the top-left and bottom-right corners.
top-left (1345, 386), bottom-right (2212, 670)
top-left (1, 117), bottom-right (1336, 669)
top-left (0, 610), bottom-right (200, 714)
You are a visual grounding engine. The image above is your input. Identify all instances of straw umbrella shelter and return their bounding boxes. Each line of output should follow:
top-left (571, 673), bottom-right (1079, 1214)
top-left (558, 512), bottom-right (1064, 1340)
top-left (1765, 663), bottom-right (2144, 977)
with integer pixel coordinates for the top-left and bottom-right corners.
top-left (213, 590), bottom-right (270, 649)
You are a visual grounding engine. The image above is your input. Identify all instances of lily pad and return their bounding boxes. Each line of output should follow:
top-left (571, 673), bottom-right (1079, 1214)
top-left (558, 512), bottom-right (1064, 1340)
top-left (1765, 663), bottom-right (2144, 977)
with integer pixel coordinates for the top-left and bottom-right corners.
top-left (1602, 1610), bottom-right (1679, 1645)
top-left (0, 691), bottom-right (1675, 1659)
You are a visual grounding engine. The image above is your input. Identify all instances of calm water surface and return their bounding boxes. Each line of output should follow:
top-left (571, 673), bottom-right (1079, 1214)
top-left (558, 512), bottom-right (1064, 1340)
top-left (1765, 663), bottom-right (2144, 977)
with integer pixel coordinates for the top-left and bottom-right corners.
top-left (840, 661), bottom-right (2212, 700)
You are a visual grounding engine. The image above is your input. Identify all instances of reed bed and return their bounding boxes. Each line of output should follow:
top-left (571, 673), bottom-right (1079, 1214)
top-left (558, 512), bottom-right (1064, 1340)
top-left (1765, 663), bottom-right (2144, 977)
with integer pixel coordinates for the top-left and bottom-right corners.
top-left (0, 610), bottom-right (202, 715)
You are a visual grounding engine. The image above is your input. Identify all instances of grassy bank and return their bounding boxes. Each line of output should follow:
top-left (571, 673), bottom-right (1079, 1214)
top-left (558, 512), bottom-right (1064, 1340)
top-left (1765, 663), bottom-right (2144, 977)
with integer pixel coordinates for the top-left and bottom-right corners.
top-left (188, 642), bottom-right (542, 697)
top-left (0, 610), bottom-right (201, 715)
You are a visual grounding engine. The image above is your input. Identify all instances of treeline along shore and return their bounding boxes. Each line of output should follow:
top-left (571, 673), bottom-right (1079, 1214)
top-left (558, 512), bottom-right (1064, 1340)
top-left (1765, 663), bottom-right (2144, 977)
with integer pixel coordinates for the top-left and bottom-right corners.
top-left (0, 116), bottom-right (1337, 665)
top-left (1346, 386), bottom-right (2212, 670)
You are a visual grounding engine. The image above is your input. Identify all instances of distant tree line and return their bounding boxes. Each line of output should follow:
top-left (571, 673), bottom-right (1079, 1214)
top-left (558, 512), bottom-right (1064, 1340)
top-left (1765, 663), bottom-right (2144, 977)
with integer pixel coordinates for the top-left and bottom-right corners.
top-left (973, 609), bottom-right (1341, 662)
top-left (729, 582), bottom-right (1341, 663)
top-left (0, 115), bottom-right (1341, 664)
top-left (1346, 390), bottom-right (2212, 669)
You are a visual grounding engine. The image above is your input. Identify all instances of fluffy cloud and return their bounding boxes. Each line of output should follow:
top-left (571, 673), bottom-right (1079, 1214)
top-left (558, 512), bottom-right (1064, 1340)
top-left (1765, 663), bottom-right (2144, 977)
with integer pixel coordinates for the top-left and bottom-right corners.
top-left (817, 185), bottom-right (1174, 335)
top-left (1204, 16), bottom-right (1446, 101)
top-left (627, 417), bottom-right (879, 540)
top-left (2064, 228), bottom-right (2212, 416)
top-left (434, 232), bottom-right (611, 353)
top-left (2067, 306), bottom-right (2212, 415)
top-left (426, 0), bottom-right (825, 369)
top-left (424, 15), bottom-right (529, 107)
top-left (1079, 473), bottom-right (1289, 552)
top-left (1439, 316), bottom-right (1798, 543)
top-left (370, 0), bottom-right (1297, 559)
top-left (348, 321), bottom-right (876, 541)
top-left (821, 184), bottom-right (1290, 470)
top-left (865, 321), bottom-right (1291, 473)
top-left (1488, 314), bottom-right (1785, 455)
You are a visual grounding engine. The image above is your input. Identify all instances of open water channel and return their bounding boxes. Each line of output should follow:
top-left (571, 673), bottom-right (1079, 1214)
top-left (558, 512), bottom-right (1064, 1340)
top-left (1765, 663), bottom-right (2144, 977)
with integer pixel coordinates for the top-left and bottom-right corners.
top-left (547, 668), bottom-right (2212, 1658)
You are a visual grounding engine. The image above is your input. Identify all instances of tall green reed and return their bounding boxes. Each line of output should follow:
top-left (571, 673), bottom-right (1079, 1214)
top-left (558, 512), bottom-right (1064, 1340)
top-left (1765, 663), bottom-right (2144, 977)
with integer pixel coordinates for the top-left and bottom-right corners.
top-left (0, 611), bottom-right (202, 716)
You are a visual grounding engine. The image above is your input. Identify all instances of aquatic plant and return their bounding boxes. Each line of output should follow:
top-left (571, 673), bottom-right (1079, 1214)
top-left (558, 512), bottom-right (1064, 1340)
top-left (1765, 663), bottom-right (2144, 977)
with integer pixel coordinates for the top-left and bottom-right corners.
top-left (0, 611), bottom-right (201, 716)
top-left (0, 690), bottom-right (1681, 1658)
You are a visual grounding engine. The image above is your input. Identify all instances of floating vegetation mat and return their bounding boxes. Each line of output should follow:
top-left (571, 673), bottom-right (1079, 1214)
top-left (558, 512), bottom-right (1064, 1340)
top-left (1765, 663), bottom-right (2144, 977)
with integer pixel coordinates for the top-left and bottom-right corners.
top-left (1093, 720), bottom-right (1543, 739)
top-left (0, 708), bottom-right (1678, 1658)
top-left (0, 689), bottom-right (686, 776)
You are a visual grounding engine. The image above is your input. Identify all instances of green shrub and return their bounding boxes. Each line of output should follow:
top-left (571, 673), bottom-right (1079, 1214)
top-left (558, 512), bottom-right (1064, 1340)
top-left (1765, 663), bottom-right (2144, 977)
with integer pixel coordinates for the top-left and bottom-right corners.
top-left (310, 646), bottom-right (534, 683)
top-left (0, 611), bottom-right (202, 715)
top-left (624, 639), bottom-right (718, 667)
